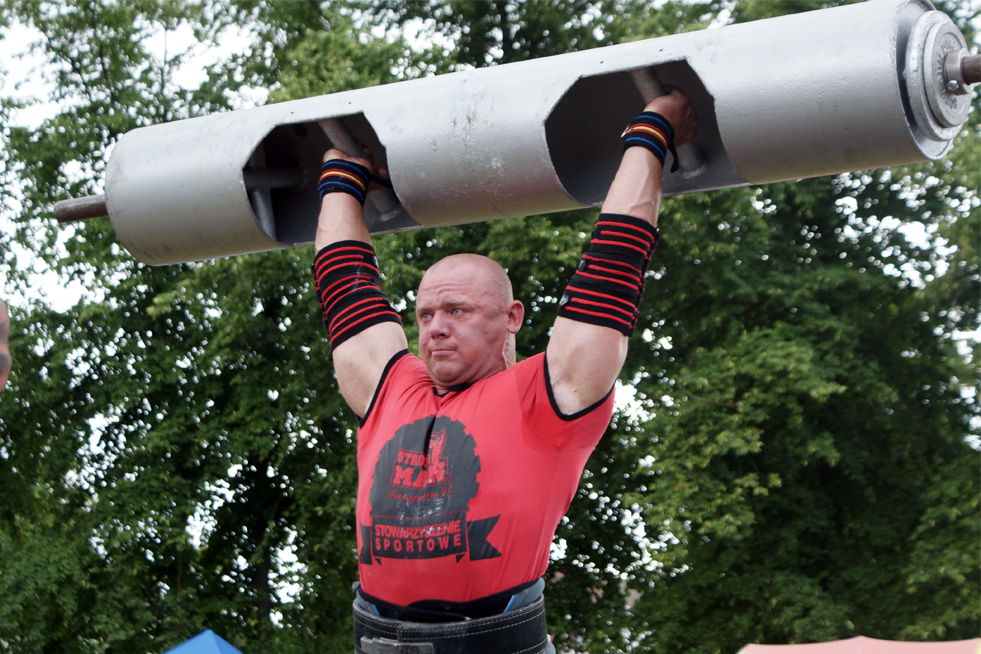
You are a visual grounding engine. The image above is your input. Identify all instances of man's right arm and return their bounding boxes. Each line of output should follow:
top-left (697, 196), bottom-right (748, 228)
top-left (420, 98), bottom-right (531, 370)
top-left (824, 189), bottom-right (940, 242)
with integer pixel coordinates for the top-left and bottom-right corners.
top-left (314, 149), bottom-right (408, 418)
top-left (546, 89), bottom-right (697, 415)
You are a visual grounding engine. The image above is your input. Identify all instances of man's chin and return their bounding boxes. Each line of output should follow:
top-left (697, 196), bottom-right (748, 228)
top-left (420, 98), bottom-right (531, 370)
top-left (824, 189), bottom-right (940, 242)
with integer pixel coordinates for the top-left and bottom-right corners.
top-left (426, 362), bottom-right (464, 389)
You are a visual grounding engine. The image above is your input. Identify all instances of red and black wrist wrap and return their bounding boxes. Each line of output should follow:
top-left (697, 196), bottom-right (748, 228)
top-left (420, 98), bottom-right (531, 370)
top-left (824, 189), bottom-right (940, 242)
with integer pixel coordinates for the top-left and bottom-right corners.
top-left (557, 213), bottom-right (659, 337)
top-left (312, 240), bottom-right (402, 354)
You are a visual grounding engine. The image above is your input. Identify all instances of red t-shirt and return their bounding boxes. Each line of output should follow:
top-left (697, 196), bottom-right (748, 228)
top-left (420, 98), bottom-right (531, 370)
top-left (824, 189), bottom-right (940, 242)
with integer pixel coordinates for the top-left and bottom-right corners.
top-left (355, 350), bottom-right (614, 606)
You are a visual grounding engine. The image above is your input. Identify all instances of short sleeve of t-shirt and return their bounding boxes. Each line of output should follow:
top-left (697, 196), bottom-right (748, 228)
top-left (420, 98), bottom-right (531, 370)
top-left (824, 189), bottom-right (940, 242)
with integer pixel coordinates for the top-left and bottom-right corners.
top-left (515, 353), bottom-right (615, 451)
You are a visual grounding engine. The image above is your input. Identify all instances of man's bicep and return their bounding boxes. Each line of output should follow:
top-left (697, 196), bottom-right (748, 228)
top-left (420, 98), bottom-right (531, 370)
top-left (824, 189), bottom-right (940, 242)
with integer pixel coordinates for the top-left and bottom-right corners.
top-left (332, 322), bottom-right (408, 418)
top-left (546, 316), bottom-right (627, 416)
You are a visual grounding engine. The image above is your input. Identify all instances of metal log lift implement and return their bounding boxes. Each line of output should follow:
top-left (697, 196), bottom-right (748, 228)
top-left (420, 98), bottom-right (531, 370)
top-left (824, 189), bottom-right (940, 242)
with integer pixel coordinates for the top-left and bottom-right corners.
top-left (53, 0), bottom-right (978, 267)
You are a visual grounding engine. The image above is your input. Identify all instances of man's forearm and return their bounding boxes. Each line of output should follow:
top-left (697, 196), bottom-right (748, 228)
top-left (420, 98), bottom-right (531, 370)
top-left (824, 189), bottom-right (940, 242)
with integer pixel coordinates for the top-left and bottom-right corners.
top-left (315, 192), bottom-right (372, 252)
top-left (601, 147), bottom-right (665, 227)
top-left (601, 87), bottom-right (698, 227)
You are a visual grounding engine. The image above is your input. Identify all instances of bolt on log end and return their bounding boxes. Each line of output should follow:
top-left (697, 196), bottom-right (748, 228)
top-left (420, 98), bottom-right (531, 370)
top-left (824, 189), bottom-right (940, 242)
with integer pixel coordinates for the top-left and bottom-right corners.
top-left (53, 194), bottom-right (107, 224)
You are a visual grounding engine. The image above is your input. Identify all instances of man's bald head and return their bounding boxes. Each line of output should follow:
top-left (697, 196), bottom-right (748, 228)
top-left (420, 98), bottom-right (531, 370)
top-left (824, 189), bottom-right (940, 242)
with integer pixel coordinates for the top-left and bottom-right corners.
top-left (415, 254), bottom-right (524, 388)
top-left (420, 254), bottom-right (514, 307)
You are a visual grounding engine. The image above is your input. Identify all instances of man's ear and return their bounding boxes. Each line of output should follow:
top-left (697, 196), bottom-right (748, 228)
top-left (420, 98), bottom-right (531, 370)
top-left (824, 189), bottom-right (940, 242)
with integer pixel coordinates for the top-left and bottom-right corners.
top-left (506, 300), bottom-right (524, 334)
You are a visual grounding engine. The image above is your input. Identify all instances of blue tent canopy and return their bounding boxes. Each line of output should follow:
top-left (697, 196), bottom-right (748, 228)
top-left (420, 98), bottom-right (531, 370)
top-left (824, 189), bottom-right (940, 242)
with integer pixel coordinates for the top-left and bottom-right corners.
top-left (162, 630), bottom-right (242, 654)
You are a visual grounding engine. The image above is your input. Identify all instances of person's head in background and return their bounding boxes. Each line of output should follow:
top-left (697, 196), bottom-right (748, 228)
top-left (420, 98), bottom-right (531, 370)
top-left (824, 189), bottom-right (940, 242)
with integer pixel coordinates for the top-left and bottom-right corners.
top-left (0, 298), bottom-right (10, 392)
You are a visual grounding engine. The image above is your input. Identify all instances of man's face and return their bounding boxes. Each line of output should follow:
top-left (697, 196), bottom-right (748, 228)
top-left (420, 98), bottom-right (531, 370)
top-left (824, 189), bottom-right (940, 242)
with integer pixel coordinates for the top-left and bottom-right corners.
top-left (415, 257), bottom-right (522, 392)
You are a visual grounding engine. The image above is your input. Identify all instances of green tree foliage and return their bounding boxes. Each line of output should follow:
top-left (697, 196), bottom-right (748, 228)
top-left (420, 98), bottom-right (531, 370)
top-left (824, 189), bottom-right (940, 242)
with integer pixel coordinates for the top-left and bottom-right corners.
top-left (0, 1), bottom-right (977, 653)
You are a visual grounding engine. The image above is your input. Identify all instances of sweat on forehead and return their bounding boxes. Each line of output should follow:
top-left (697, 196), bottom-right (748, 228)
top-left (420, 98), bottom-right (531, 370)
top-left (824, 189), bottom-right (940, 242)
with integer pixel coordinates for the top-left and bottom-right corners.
top-left (420, 254), bottom-right (514, 303)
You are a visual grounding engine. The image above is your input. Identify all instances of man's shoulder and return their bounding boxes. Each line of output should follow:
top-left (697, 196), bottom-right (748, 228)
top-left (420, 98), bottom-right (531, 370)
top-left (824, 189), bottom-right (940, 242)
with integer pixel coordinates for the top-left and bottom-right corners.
top-left (508, 352), bottom-right (545, 377)
top-left (361, 351), bottom-right (429, 426)
top-left (472, 352), bottom-right (545, 389)
top-left (384, 350), bottom-right (428, 383)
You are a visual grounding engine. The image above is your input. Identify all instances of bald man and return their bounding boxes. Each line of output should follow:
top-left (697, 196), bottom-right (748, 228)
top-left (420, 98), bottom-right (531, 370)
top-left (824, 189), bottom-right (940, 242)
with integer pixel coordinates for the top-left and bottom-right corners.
top-left (0, 298), bottom-right (10, 392)
top-left (313, 89), bottom-right (697, 653)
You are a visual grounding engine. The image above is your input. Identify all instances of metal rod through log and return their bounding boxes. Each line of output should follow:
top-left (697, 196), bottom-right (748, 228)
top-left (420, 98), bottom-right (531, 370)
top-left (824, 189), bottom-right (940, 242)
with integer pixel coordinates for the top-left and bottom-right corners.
top-left (243, 167), bottom-right (304, 191)
top-left (964, 54), bottom-right (980, 85)
top-left (54, 194), bottom-right (108, 224)
top-left (54, 167), bottom-right (306, 224)
top-left (318, 118), bottom-right (364, 158)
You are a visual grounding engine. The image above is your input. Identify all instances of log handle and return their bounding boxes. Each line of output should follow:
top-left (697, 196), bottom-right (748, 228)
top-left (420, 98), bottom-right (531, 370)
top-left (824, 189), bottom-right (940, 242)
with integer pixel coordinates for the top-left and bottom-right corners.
top-left (628, 68), bottom-right (707, 178)
top-left (318, 118), bottom-right (363, 158)
top-left (243, 166), bottom-right (304, 191)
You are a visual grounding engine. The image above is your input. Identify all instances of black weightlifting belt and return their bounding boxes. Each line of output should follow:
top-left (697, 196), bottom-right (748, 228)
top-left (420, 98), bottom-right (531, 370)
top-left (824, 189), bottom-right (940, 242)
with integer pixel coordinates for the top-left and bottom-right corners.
top-left (353, 595), bottom-right (550, 654)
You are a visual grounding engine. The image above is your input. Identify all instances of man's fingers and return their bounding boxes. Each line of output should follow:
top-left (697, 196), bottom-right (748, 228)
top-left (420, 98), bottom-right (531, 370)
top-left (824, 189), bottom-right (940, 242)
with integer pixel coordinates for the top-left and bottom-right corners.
top-left (642, 87), bottom-right (698, 146)
top-left (675, 110), bottom-right (699, 147)
top-left (323, 147), bottom-right (375, 173)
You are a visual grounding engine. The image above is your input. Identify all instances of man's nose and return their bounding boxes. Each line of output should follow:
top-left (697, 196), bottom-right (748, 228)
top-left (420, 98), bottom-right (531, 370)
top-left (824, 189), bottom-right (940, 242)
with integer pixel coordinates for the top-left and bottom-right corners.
top-left (429, 311), bottom-right (451, 337)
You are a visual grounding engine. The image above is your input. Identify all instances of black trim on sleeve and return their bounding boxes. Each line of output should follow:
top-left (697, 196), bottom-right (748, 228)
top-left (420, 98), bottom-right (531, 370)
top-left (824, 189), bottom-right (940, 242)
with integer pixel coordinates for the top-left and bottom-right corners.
top-left (543, 354), bottom-right (614, 422)
top-left (358, 349), bottom-right (410, 427)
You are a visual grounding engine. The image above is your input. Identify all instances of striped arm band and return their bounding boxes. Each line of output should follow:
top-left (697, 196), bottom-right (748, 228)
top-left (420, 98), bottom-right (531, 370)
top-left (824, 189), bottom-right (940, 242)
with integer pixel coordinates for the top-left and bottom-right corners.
top-left (557, 213), bottom-right (659, 336)
top-left (312, 240), bottom-right (402, 354)
top-left (622, 110), bottom-right (679, 173)
top-left (319, 159), bottom-right (371, 206)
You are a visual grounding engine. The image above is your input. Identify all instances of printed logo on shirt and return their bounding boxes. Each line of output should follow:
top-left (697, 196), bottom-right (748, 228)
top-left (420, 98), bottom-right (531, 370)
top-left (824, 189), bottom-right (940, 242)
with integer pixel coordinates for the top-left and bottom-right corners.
top-left (390, 429), bottom-right (452, 489)
top-left (371, 512), bottom-right (467, 559)
top-left (360, 416), bottom-right (500, 564)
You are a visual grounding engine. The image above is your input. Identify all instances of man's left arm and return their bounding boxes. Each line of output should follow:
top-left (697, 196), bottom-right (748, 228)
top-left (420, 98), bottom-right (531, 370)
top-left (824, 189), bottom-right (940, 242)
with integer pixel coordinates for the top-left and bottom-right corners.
top-left (546, 89), bottom-right (698, 415)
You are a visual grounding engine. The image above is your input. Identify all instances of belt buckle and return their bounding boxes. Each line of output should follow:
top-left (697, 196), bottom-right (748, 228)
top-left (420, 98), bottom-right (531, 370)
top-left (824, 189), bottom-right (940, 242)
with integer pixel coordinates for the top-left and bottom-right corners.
top-left (360, 636), bottom-right (435, 654)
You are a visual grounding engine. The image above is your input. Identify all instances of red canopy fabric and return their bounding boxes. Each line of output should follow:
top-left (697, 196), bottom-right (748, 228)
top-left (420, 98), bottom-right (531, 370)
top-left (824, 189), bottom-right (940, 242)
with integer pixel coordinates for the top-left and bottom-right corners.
top-left (739, 637), bottom-right (981, 654)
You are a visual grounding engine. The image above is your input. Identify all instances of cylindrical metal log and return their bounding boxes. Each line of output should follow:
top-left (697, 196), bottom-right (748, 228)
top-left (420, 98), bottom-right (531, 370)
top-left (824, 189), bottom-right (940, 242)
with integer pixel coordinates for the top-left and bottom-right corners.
top-left (83, 0), bottom-right (975, 266)
top-left (54, 194), bottom-right (107, 223)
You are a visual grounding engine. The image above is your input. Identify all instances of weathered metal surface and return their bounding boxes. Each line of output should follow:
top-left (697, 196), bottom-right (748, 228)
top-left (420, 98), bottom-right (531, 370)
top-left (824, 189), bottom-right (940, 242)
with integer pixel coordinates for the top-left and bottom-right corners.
top-left (98, 0), bottom-right (975, 266)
